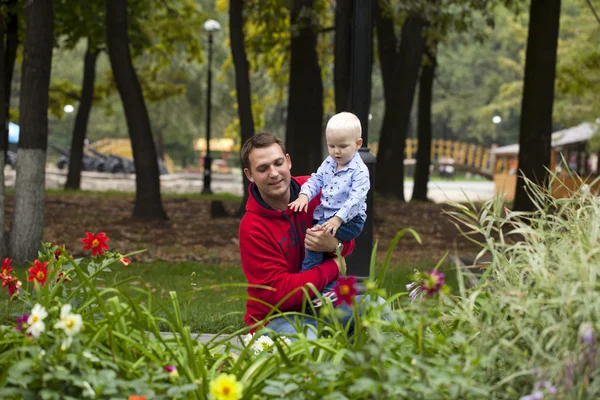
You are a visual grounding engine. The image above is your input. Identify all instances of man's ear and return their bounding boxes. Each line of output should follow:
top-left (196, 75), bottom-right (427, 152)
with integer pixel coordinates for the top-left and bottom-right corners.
top-left (286, 153), bottom-right (292, 170)
top-left (243, 168), bottom-right (254, 182)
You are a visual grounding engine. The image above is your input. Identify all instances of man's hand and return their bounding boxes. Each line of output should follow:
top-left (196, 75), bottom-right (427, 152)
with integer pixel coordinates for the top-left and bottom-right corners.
top-left (321, 216), bottom-right (343, 237)
top-left (288, 194), bottom-right (309, 212)
top-left (305, 225), bottom-right (338, 253)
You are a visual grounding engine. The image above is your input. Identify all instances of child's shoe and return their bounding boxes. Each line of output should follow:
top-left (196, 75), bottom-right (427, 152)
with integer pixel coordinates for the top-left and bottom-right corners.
top-left (311, 291), bottom-right (338, 308)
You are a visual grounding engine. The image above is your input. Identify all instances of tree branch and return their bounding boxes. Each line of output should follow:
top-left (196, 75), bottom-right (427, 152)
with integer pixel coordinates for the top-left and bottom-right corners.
top-left (49, 87), bottom-right (81, 101)
top-left (586, 0), bottom-right (600, 26)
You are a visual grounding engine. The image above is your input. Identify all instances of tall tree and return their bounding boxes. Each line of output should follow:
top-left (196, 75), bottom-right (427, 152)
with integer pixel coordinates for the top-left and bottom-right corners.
top-left (10, 0), bottom-right (54, 262)
top-left (65, 41), bottom-right (99, 190)
top-left (285, 0), bottom-right (323, 176)
top-left (105, 0), bottom-right (167, 219)
top-left (0, 10), bottom-right (6, 257)
top-left (513, 0), bottom-right (561, 211)
top-left (3, 0), bottom-right (17, 158)
top-left (230, 0), bottom-right (255, 216)
top-left (334, 0), bottom-right (352, 112)
top-left (412, 46), bottom-right (437, 202)
top-left (374, 4), bottom-right (426, 199)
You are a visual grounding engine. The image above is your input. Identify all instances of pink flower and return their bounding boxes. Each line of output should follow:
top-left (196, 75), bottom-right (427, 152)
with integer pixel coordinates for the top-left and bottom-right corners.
top-left (421, 270), bottom-right (445, 295)
top-left (15, 313), bottom-right (29, 332)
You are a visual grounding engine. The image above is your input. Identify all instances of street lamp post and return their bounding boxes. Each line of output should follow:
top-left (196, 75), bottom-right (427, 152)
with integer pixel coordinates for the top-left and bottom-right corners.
top-left (347, 0), bottom-right (374, 278)
top-left (202, 19), bottom-right (221, 194)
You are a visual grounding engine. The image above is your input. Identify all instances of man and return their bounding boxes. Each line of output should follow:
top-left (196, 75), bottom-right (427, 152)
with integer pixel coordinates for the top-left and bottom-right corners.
top-left (239, 133), bottom-right (355, 336)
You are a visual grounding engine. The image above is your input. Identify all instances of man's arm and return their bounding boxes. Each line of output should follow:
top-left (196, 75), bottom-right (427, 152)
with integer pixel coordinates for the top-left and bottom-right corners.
top-left (240, 227), bottom-right (341, 311)
top-left (305, 225), bottom-right (355, 257)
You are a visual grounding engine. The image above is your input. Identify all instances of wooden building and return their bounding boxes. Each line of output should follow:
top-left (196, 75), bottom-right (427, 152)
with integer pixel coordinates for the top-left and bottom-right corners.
top-left (492, 122), bottom-right (599, 200)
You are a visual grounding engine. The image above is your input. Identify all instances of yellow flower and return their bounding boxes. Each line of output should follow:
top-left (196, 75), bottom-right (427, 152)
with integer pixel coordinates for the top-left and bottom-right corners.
top-left (209, 373), bottom-right (243, 400)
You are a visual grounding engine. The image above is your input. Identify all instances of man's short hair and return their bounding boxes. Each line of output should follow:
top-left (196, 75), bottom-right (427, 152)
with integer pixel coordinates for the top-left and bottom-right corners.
top-left (241, 133), bottom-right (287, 169)
top-left (326, 112), bottom-right (362, 139)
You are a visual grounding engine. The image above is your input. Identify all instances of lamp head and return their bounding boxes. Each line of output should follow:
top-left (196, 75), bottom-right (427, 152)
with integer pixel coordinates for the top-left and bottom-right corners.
top-left (203, 19), bottom-right (221, 32)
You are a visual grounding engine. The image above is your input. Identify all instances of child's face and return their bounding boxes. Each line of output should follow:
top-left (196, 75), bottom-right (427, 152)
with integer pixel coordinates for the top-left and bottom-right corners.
top-left (326, 130), bottom-right (362, 168)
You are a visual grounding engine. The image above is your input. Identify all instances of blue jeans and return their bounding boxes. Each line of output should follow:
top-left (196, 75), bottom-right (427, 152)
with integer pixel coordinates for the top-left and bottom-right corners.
top-left (301, 215), bottom-right (365, 292)
top-left (264, 295), bottom-right (386, 340)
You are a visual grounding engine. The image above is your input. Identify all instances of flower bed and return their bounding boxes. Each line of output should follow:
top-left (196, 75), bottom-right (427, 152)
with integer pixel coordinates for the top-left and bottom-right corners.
top-left (0, 178), bottom-right (599, 399)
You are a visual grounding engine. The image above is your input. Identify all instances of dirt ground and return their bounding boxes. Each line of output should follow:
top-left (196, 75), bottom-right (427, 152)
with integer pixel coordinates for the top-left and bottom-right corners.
top-left (5, 193), bottom-right (481, 265)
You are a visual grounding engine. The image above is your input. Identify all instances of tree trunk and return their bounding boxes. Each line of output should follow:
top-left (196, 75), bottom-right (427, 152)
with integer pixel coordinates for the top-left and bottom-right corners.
top-left (0, 12), bottom-right (7, 257)
top-left (285, 0), bottom-right (323, 176)
top-left (374, 10), bottom-right (425, 199)
top-left (3, 0), bottom-right (18, 159)
top-left (513, 0), bottom-right (561, 212)
top-left (230, 0), bottom-right (255, 217)
top-left (65, 40), bottom-right (98, 190)
top-left (334, 0), bottom-right (352, 113)
top-left (105, 0), bottom-right (167, 219)
top-left (10, 0), bottom-right (53, 262)
top-left (154, 125), bottom-right (165, 161)
top-left (412, 47), bottom-right (437, 202)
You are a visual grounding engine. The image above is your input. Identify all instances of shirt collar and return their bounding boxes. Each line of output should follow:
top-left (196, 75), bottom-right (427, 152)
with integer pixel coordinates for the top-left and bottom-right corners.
top-left (326, 152), bottom-right (360, 173)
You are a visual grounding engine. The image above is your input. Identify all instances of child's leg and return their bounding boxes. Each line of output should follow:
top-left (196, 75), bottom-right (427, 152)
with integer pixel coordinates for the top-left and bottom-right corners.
top-left (323, 216), bottom-right (365, 292)
top-left (300, 219), bottom-right (326, 274)
top-left (334, 216), bottom-right (365, 242)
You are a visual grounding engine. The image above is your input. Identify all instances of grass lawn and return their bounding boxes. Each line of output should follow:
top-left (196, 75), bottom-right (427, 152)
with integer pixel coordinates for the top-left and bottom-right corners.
top-left (0, 258), bottom-right (458, 334)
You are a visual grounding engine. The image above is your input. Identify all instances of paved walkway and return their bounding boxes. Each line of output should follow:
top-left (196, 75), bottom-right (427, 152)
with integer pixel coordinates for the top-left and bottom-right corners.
top-left (5, 168), bottom-right (496, 203)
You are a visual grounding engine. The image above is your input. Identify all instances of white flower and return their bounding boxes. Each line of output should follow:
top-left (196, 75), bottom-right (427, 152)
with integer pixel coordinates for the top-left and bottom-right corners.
top-left (54, 304), bottom-right (83, 337)
top-left (26, 304), bottom-right (48, 338)
top-left (241, 333), bottom-right (254, 346)
top-left (277, 336), bottom-right (292, 346)
top-left (252, 335), bottom-right (274, 354)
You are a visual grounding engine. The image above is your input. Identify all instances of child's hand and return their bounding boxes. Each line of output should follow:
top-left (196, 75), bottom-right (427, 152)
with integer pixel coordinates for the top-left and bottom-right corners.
top-left (288, 194), bottom-right (309, 212)
top-left (321, 216), bottom-right (343, 237)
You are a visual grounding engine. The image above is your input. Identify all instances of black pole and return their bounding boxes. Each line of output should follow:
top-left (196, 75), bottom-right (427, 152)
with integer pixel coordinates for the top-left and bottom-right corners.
top-left (347, 0), bottom-right (374, 278)
top-left (202, 31), bottom-right (214, 194)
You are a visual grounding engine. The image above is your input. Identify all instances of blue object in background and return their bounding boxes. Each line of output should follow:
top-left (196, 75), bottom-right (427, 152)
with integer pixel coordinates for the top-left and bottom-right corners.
top-left (8, 122), bottom-right (19, 144)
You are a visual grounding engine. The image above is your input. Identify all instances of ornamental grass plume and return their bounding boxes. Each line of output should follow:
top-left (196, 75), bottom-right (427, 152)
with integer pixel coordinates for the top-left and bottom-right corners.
top-left (209, 373), bottom-right (244, 400)
top-left (81, 232), bottom-right (109, 256)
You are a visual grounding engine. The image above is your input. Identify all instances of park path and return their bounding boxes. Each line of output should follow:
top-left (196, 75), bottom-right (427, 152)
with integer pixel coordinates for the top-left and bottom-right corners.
top-left (4, 167), bottom-right (496, 203)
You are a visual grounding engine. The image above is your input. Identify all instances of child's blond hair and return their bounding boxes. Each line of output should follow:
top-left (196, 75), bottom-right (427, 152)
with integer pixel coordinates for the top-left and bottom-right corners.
top-left (326, 112), bottom-right (362, 139)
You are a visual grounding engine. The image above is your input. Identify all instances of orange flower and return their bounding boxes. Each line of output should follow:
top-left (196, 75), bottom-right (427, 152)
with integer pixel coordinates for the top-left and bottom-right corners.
top-left (1, 258), bottom-right (12, 274)
top-left (333, 276), bottom-right (358, 306)
top-left (81, 232), bottom-right (109, 256)
top-left (127, 396), bottom-right (147, 400)
top-left (120, 257), bottom-right (131, 266)
top-left (27, 260), bottom-right (49, 287)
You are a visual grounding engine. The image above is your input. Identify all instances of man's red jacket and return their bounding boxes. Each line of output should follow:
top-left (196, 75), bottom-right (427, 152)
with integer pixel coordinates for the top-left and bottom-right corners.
top-left (239, 176), bottom-right (354, 329)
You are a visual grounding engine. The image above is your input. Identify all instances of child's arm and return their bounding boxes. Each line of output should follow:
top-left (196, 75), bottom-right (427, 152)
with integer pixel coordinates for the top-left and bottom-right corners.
top-left (298, 161), bottom-right (328, 201)
top-left (288, 193), bottom-right (309, 212)
top-left (321, 216), bottom-right (343, 236)
top-left (335, 166), bottom-right (370, 223)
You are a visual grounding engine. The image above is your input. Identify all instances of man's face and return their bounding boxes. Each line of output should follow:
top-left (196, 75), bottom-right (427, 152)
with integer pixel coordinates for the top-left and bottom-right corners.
top-left (244, 143), bottom-right (292, 203)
